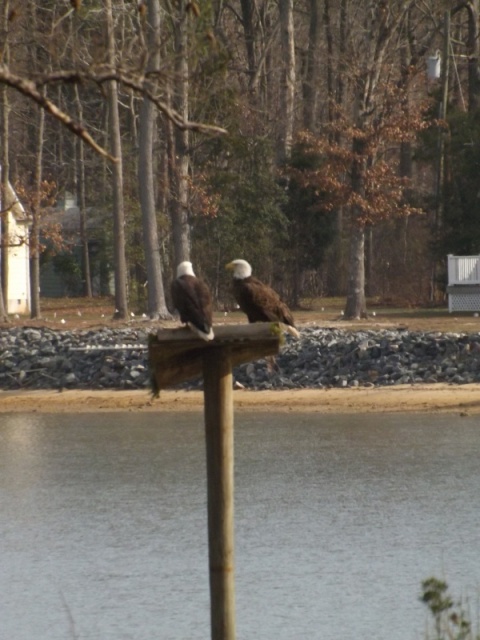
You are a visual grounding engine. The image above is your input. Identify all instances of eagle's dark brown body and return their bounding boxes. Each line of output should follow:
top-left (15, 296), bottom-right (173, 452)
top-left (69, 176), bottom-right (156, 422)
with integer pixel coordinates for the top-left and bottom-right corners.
top-left (171, 274), bottom-right (213, 337)
top-left (232, 276), bottom-right (296, 329)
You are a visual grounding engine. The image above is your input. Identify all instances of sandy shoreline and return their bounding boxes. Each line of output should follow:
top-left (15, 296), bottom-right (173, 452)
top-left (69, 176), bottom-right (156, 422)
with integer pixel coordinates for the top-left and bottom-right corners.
top-left (1, 384), bottom-right (480, 415)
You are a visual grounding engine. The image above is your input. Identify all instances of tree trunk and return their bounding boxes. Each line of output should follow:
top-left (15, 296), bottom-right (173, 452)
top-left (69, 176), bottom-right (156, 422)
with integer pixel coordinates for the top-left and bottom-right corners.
top-left (365, 225), bottom-right (374, 297)
top-left (105, 0), bottom-right (129, 320)
top-left (277, 0), bottom-right (295, 164)
top-left (170, 0), bottom-right (191, 267)
top-left (74, 85), bottom-right (92, 297)
top-left (303, 0), bottom-right (319, 131)
top-left (78, 138), bottom-right (92, 297)
top-left (398, 47), bottom-right (413, 268)
top-left (138, 0), bottom-right (170, 319)
top-left (0, 0), bottom-right (10, 320)
top-left (240, 0), bottom-right (256, 92)
top-left (334, 0), bottom-right (347, 293)
top-left (30, 91), bottom-right (45, 319)
top-left (26, 1), bottom-right (45, 320)
top-left (344, 137), bottom-right (367, 319)
top-left (0, 159), bottom-right (9, 320)
top-left (342, 0), bottom-right (412, 316)
top-left (1, 84), bottom-right (9, 315)
top-left (325, 0), bottom-right (347, 297)
top-left (322, 0), bottom-right (333, 129)
top-left (465, 0), bottom-right (480, 113)
top-left (345, 222), bottom-right (366, 319)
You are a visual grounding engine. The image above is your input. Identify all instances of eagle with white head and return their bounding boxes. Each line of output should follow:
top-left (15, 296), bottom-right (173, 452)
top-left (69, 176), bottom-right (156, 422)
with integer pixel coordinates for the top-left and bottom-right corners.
top-left (171, 261), bottom-right (214, 341)
top-left (225, 259), bottom-right (300, 338)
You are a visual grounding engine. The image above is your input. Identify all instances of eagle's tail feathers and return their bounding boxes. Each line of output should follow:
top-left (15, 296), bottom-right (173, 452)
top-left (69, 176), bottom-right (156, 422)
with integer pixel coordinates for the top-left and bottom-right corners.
top-left (284, 324), bottom-right (300, 339)
top-left (188, 322), bottom-right (214, 341)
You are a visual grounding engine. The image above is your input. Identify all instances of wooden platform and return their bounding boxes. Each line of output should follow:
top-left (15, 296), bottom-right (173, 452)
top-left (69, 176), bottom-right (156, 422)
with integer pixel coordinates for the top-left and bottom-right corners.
top-left (149, 323), bottom-right (283, 390)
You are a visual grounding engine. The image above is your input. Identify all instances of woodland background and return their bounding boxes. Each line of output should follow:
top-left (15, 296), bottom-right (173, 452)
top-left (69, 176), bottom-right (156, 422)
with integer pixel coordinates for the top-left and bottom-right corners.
top-left (1, 0), bottom-right (480, 321)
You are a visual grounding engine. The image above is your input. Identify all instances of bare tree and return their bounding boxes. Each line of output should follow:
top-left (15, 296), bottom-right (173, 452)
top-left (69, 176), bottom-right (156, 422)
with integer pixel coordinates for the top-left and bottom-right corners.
top-left (29, 91), bottom-right (45, 320)
top-left (138, 0), bottom-right (170, 319)
top-left (324, 0), bottom-right (348, 297)
top-left (453, 0), bottom-right (480, 112)
top-left (105, 0), bottom-right (129, 320)
top-left (28, 2), bottom-right (46, 320)
top-left (69, 5), bottom-right (93, 299)
top-left (277, 0), bottom-right (295, 164)
top-left (168, 0), bottom-right (191, 267)
top-left (303, 0), bottom-right (320, 132)
top-left (0, 83), bottom-right (9, 319)
top-left (0, 149), bottom-right (8, 321)
top-left (344, 0), bottom-right (415, 319)
top-left (74, 85), bottom-right (92, 298)
top-left (0, 0), bottom-right (10, 321)
top-left (240, 0), bottom-right (256, 93)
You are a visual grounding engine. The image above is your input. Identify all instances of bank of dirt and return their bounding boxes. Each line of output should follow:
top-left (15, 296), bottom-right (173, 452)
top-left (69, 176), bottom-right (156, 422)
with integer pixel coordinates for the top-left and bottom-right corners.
top-left (2, 384), bottom-right (480, 415)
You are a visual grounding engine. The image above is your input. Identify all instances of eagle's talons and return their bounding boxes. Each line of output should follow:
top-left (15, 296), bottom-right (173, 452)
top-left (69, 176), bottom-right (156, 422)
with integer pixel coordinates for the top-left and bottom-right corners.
top-left (269, 322), bottom-right (283, 337)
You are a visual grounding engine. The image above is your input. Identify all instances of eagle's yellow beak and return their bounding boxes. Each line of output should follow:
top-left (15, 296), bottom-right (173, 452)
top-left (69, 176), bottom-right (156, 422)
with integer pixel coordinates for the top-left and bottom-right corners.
top-left (225, 261), bottom-right (235, 271)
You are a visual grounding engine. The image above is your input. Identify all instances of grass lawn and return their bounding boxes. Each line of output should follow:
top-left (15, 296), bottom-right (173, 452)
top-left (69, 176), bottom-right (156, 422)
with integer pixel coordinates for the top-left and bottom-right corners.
top-left (4, 295), bottom-right (480, 334)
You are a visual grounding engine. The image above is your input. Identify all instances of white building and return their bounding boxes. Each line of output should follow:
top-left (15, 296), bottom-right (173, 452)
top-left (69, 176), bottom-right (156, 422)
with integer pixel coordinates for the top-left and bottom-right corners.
top-left (1, 179), bottom-right (30, 314)
top-left (447, 254), bottom-right (480, 312)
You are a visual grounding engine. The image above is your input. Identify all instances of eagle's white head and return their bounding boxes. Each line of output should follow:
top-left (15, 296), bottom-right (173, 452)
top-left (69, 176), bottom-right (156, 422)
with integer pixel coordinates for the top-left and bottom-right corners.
top-left (225, 259), bottom-right (252, 279)
top-left (176, 261), bottom-right (195, 278)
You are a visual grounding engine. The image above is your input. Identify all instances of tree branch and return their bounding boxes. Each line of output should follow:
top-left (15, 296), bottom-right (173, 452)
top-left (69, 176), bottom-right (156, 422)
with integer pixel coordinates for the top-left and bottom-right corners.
top-left (0, 65), bottom-right (117, 162)
top-left (0, 64), bottom-right (227, 164)
top-left (37, 67), bottom-right (228, 135)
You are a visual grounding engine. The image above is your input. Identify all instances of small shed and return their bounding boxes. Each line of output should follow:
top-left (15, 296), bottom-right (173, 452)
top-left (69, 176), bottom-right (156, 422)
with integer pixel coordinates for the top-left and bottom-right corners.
top-left (447, 254), bottom-right (480, 312)
top-left (1, 179), bottom-right (30, 314)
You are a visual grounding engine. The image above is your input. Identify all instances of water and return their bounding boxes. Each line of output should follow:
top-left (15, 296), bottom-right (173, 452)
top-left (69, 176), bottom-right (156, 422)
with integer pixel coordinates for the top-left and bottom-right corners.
top-left (1, 412), bottom-right (480, 640)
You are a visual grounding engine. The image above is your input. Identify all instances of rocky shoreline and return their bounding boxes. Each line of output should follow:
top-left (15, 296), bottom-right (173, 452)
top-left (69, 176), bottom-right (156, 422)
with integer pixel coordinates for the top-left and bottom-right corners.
top-left (1, 325), bottom-right (480, 392)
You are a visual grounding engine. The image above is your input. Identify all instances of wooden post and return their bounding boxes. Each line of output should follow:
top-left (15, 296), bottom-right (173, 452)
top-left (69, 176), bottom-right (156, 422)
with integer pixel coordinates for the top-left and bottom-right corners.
top-left (203, 348), bottom-right (236, 640)
top-left (149, 324), bottom-right (283, 640)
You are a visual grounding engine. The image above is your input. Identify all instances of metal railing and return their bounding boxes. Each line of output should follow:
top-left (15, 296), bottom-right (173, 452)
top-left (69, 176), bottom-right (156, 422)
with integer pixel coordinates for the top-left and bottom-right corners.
top-left (447, 255), bottom-right (480, 285)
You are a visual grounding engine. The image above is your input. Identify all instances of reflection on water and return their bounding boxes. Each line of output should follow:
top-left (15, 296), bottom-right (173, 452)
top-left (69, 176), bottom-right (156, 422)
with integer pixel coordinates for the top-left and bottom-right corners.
top-left (1, 411), bottom-right (480, 640)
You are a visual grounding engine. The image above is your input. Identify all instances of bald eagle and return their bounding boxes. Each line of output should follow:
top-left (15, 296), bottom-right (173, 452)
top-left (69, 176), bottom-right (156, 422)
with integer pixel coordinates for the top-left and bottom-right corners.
top-left (225, 259), bottom-right (300, 338)
top-left (171, 261), bottom-right (214, 341)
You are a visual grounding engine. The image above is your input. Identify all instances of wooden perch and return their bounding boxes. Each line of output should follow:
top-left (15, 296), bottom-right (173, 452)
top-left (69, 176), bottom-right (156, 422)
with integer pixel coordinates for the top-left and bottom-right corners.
top-left (149, 323), bottom-right (282, 390)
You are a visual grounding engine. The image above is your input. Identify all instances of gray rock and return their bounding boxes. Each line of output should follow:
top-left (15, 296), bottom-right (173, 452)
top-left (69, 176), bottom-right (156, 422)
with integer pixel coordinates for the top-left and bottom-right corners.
top-left (2, 325), bottom-right (480, 391)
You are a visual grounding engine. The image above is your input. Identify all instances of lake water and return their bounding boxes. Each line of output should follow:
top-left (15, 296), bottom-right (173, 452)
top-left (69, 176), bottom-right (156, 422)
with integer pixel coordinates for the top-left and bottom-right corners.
top-left (1, 411), bottom-right (480, 640)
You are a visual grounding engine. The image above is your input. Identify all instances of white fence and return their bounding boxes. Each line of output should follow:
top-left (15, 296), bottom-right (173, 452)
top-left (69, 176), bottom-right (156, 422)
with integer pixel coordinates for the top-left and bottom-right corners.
top-left (447, 255), bottom-right (480, 312)
top-left (448, 255), bottom-right (480, 285)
